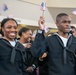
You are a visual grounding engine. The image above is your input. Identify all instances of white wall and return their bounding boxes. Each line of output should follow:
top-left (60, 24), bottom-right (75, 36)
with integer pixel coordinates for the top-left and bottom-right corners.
top-left (47, 0), bottom-right (76, 8)
top-left (0, 0), bottom-right (56, 28)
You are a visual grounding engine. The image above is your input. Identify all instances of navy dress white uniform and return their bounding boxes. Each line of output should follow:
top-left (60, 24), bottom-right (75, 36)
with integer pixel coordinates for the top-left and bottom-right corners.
top-left (31, 30), bottom-right (76, 75)
top-left (0, 38), bottom-right (27, 75)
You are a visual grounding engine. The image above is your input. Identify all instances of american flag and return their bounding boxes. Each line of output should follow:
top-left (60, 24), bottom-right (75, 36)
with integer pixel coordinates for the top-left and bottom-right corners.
top-left (32, 30), bottom-right (37, 37)
top-left (45, 26), bottom-right (50, 33)
top-left (0, 4), bottom-right (8, 14)
top-left (72, 9), bottom-right (76, 15)
top-left (3, 4), bottom-right (8, 11)
top-left (40, 2), bottom-right (46, 11)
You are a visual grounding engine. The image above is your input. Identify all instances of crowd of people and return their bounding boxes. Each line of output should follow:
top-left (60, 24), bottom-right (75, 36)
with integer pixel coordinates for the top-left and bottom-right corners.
top-left (0, 13), bottom-right (76, 75)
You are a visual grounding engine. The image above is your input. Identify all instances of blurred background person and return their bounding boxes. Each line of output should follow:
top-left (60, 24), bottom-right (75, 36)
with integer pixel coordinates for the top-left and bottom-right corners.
top-left (18, 27), bottom-right (38, 75)
top-left (70, 26), bottom-right (76, 37)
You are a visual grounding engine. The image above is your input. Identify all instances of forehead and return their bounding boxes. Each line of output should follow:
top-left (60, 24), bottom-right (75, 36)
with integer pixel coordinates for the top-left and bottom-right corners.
top-left (25, 30), bottom-right (32, 33)
top-left (4, 20), bottom-right (17, 27)
top-left (60, 16), bottom-right (70, 21)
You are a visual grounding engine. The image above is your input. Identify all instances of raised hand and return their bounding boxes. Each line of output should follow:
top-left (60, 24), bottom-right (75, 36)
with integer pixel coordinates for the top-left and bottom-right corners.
top-left (38, 16), bottom-right (45, 30)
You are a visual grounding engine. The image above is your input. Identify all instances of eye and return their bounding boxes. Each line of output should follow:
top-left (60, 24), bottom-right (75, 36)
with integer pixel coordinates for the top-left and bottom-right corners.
top-left (62, 20), bottom-right (67, 23)
top-left (14, 26), bottom-right (17, 29)
top-left (62, 20), bottom-right (71, 24)
top-left (6, 26), bottom-right (11, 29)
top-left (5, 26), bottom-right (17, 29)
top-left (68, 21), bottom-right (71, 24)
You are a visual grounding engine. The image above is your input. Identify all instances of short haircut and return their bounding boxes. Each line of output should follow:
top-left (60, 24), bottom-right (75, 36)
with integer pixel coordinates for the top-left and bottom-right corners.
top-left (56, 13), bottom-right (68, 22)
top-left (18, 27), bottom-right (30, 36)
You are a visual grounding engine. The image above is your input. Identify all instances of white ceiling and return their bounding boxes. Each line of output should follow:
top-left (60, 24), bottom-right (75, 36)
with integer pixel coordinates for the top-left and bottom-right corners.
top-left (20, 0), bottom-right (76, 26)
top-left (0, 0), bottom-right (76, 28)
top-left (47, 7), bottom-right (76, 24)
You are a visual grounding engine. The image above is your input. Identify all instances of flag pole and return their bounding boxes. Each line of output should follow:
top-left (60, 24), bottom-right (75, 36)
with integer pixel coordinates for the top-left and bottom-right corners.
top-left (42, 11), bottom-right (44, 16)
top-left (40, 2), bottom-right (46, 17)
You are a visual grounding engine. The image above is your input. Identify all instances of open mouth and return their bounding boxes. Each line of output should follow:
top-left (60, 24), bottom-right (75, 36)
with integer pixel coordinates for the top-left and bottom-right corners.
top-left (10, 33), bottom-right (16, 36)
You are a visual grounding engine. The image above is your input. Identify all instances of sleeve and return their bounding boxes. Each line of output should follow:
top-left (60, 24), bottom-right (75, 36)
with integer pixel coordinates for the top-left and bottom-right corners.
top-left (30, 30), bottom-right (47, 58)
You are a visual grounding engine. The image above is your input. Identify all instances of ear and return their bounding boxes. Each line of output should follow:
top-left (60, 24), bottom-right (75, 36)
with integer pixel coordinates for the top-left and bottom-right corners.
top-left (55, 21), bottom-right (59, 28)
top-left (22, 32), bottom-right (25, 36)
top-left (1, 27), bottom-right (4, 32)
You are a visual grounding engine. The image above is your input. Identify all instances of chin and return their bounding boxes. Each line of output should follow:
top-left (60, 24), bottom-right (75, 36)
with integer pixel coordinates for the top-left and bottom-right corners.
top-left (63, 31), bottom-right (68, 34)
top-left (65, 31), bottom-right (69, 33)
top-left (10, 36), bottom-right (16, 39)
top-left (64, 30), bottom-right (69, 33)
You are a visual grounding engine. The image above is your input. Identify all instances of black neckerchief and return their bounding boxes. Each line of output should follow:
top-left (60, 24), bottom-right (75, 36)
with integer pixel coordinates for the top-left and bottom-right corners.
top-left (53, 33), bottom-right (75, 64)
top-left (0, 38), bottom-right (26, 65)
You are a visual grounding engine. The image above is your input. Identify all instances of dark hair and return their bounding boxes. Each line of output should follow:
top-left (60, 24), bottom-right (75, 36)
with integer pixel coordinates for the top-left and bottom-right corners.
top-left (70, 26), bottom-right (76, 29)
top-left (0, 29), bottom-right (4, 36)
top-left (1, 18), bottom-right (18, 28)
top-left (56, 13), bottom-right (68, 22)
top-left (0, 18), bottom-right (18, 36)
top-left (18, 27), bottom-right (30, 36)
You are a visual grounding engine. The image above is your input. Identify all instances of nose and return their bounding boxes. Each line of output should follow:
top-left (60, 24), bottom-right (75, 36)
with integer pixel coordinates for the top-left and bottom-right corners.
top-left (66, 22), bottom-right (70, 27)
top-left (11, 27), bottom-right (16, 31)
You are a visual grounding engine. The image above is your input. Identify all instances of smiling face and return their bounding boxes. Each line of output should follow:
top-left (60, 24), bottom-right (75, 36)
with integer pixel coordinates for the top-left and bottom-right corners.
top-left (22, 30), bottom-right (32, 42)
top-left (2, 19), bottom-right (18, 41)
